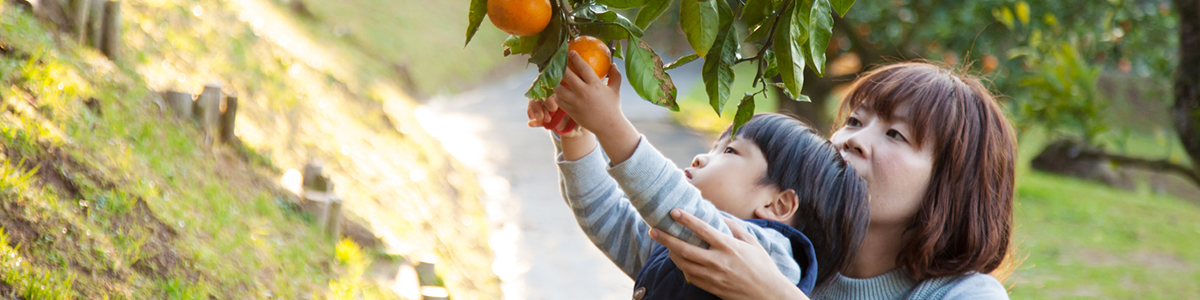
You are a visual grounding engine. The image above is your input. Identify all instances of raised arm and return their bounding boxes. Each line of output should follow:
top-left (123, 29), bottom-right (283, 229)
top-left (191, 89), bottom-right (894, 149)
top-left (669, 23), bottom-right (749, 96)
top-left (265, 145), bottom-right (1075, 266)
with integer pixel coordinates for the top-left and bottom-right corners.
top-left (547, 129), bottom-right (657, 278)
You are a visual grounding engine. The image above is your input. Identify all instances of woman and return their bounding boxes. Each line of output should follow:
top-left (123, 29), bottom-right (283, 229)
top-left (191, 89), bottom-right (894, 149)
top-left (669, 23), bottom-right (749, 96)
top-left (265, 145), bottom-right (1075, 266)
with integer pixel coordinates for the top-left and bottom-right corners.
top-left (649, 62), bottom-right (1016, 299)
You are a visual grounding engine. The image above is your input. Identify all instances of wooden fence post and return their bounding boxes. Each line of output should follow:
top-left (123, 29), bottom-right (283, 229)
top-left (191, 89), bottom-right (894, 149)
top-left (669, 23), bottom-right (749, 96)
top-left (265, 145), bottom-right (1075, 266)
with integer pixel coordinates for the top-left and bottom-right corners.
top-left (195, 83), bottom-right (221, 145)
top-left (100, 0), bottom-right (120, 61)
top-left (302, 160), bottom-right (325, 191)
top-left (72, 0), bottom-right (90, 44)
top-left (303, 191), bottom-right (331, 230)
top-left (416, 260), bottom-right (449, 300)
top-left (219, 93), bottom-right (238, 144)
top-left (164, 91), bottom-right (193, 118)
top-left (325, 195), bottom-right (343, 238)
top-left (88, 0), bottom-right (104, 48)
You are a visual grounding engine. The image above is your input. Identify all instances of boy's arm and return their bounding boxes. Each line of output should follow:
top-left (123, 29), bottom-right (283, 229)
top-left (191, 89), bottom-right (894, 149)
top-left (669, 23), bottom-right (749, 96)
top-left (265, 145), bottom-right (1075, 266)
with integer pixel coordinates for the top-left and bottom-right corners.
top-left (551, 132), bottom-right (656, 278)
top-left (605, 139), bottom-right (805, 283)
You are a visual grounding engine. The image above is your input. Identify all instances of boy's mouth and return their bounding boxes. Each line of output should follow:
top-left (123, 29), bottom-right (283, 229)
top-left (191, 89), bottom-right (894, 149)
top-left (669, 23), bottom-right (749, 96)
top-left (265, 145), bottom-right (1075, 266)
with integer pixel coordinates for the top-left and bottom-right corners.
top-left (684, 169), bottom-right (693, 180)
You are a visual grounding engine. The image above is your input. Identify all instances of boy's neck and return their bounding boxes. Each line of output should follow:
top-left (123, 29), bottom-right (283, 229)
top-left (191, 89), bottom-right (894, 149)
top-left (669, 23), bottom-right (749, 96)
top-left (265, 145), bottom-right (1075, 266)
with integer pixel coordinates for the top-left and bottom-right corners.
top-left (843, 222), bottom-right (907, 279)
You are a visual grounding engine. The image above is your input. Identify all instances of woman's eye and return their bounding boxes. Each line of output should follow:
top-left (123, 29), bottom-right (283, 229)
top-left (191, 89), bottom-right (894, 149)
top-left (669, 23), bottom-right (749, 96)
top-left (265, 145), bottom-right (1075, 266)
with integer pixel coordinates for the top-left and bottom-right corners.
top-left (887, 129), bottom-right (908, 142)
top-left (845, 117), bottom-right (862, 127)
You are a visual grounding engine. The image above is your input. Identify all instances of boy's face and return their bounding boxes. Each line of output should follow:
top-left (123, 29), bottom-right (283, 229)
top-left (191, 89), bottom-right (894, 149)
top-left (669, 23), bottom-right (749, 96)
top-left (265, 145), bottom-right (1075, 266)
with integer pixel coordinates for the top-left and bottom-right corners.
top-left (684, 136), bottom-right (780, 220)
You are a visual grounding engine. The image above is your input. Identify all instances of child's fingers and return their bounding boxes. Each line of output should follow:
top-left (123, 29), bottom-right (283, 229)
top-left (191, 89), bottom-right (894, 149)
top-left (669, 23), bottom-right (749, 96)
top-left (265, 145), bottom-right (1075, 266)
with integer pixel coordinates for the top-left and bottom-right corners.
top-left (561, 65), bottom-right (586, 91)
top-left (606, 63), bottom-right (622, 90)
top-left (569, 51), bottom-right (602, 84)
top-left (544, 94), bottom-right (560, 114)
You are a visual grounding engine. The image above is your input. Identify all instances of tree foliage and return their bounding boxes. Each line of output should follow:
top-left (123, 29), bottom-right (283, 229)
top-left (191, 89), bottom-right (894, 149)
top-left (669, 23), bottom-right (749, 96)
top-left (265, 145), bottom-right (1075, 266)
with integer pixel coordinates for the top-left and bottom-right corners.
top-left (466, 0), bottom-right (857, 131)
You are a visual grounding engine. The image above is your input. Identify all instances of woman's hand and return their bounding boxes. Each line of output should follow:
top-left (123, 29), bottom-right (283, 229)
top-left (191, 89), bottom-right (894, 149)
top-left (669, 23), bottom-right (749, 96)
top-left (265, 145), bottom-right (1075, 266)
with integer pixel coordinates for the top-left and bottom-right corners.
top-left (650, 209), bottom-right (810, 300)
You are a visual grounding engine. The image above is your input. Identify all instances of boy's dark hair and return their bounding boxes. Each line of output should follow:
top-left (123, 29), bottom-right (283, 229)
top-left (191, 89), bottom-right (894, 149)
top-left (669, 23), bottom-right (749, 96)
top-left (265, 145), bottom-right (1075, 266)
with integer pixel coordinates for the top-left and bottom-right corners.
top-left (720, 113), bottom-right (870, 289)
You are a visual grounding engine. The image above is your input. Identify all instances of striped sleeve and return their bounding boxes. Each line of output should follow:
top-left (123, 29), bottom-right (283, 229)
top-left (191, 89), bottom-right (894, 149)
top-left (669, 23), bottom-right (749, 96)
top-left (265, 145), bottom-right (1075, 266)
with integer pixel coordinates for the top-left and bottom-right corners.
top-left (606, 136), bottom-right (803, 284)
top-left (552, 133), bottom-right (656, 279)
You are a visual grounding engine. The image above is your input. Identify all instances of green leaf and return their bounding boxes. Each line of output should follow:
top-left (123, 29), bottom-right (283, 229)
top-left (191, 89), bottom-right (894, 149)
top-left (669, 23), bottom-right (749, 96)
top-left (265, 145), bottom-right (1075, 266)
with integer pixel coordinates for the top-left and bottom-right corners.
top-left (574, 3), bottom-right (645, 37)
top-left (635, 0), bottom-right (672, 29)
top-left (703, 2), bottom-right (737, 116)
top-left (626, 35), bottom-right (679, 110)
top-left (764, 50), bottom-right (779, 78)
top-left (613, 40), bottom-right (625, 60)
top-left (829, 0), bottom-right (855, 17)
top-left (464, 0), bottom-right (488, 47)
top-left (597, 0), bottom-right (647, 9)
top-left (804, 0), bottom-right (833, 77)
top-left (680, 0), bottom-right (719, 57)
top-left (525, 41), bottom-right (570, 100)
top-left (731, 94), bottom-right (756, 136)
top-left (772, 0), bottom-right (808, 98)
top-left (744, 13), bottom-right (777, 43)
top-left (743, 0), bottom-right (780, 28)
top-left (665, 54), bottom-right (700, 70)
top-left (503, 35), bottom-right (538, 56)
top-left (1015, 1), bottom-right (1030, 26)
top-left (578, 23), bottom-right (631, 41)
top-left (529, 9), bottom-right (566, 69)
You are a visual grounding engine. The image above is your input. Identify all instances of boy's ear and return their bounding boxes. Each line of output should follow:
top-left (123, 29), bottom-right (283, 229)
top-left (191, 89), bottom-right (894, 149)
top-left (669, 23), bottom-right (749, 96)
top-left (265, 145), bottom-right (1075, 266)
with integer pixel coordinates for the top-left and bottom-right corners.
top-left (755, 189), bottom-right (799, 223)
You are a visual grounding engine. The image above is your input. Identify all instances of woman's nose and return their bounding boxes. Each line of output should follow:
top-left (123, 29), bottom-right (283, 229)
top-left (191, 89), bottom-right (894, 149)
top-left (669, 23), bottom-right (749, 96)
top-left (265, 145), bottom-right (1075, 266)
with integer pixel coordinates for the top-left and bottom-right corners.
top-left (839, 133), bottom-right (869, 159)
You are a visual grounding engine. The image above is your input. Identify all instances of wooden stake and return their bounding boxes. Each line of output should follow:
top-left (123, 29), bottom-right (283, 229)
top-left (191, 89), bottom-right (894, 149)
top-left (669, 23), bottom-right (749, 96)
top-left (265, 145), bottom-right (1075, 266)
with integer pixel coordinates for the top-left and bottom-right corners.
top-left (303, 191), bottom-right (331, 230)
top-left (219, 93), bottom-right (238, 144)
top-left (325, 195), bottom-right (343, 238)
top-left (99, 0), bottom-right (120, 60)
top-left (88, 0), bottom-right (104, 48)
top-left (164, 91), bottom-right (193, 118)
top-left (302, 160), bottom-right (325, 191)
top-left (195, 84), bottom-right (222, 141)
top-left (72, 0), bottom-right (90, 44)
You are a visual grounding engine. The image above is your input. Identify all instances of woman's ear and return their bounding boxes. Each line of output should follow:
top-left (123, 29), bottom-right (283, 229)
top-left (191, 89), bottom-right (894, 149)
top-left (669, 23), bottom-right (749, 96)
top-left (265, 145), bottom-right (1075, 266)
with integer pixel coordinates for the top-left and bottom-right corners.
top-left (754, 189), bottom-right (799, 223)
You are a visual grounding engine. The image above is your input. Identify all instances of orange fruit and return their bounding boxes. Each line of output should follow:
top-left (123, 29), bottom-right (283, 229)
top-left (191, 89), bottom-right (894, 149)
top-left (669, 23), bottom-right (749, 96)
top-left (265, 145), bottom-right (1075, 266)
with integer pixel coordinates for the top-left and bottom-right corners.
top-left (487, 0), bottom-right (552, 37)
top-left (567, 35), bottom-right (612, 80)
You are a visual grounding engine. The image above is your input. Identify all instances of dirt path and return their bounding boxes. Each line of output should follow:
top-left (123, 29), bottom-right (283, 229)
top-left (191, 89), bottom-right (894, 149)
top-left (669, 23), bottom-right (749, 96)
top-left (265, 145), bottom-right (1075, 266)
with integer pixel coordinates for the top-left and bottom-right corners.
top-left (417, 59), bottom-right (710, 300)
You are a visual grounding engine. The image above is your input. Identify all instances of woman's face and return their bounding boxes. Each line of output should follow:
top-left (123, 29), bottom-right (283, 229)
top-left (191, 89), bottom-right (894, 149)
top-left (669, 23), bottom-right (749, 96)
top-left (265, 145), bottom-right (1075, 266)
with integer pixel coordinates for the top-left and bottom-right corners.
top-left (830, 106), bottom-right (934, 226)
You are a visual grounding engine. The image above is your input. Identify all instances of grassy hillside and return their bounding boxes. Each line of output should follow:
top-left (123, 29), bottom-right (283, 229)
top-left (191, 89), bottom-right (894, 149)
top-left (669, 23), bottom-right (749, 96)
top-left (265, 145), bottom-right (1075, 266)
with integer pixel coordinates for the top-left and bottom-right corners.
top-left (2, 0), bottom-right (504, 298)
top-left (1, 5), bottom-right (335, 297)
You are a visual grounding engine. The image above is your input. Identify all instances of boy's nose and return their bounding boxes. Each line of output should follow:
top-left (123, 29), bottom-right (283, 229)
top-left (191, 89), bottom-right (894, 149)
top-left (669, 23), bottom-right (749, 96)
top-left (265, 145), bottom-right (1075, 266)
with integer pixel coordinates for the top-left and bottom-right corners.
top-left (690, 155), bottom-right (707, 168)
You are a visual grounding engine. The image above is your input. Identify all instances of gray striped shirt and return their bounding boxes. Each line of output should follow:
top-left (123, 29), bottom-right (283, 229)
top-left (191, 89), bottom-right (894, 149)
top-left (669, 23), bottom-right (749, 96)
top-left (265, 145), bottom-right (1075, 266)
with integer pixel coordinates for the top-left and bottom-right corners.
top-left (552, 134), bottom-right (802, 284)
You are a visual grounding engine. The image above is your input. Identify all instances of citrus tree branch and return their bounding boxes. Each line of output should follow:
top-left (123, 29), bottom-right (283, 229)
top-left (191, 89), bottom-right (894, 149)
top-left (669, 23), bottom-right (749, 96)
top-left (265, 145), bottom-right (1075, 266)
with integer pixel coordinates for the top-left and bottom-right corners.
top-left (1076, 149), bottom-right (1200, 186)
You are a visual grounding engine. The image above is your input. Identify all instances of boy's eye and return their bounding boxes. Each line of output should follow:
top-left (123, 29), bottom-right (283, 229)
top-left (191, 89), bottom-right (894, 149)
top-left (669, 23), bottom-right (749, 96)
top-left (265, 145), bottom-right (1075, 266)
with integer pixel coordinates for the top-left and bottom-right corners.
top-left (846, 117), bottom-right (862, 127)
top-left (887, 129), bottom-right (908, 142)
top-left (724, 147), bottom-right (737, 154)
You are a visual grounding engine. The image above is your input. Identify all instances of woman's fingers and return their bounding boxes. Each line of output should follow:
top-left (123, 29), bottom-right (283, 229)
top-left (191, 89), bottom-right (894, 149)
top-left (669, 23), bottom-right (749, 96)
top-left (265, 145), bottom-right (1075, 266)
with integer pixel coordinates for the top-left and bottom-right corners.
top-left (650, 228), bottom-right (714, 264)
top-left (569, 51), bottom-right (601, 84)
top-left (723, 217), bottom-right (762, 248)
top-left (670, 209), bottom-right (733, 248)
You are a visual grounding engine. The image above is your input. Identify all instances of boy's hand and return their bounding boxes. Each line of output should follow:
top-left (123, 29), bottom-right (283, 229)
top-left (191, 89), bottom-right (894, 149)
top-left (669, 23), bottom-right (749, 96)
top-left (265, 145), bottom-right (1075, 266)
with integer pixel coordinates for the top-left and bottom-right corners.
top-left (554, 51), bottom-right (625, 138)
top-left (554, 51), bottom-right (640, 165)
top-left (527, 95), bottom-right (584, 138)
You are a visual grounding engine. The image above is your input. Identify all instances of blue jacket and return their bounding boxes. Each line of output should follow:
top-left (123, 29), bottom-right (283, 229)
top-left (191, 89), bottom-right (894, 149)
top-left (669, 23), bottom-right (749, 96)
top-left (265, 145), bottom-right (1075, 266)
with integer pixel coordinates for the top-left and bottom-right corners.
top-left (632, 219), bottom-right (819, 300)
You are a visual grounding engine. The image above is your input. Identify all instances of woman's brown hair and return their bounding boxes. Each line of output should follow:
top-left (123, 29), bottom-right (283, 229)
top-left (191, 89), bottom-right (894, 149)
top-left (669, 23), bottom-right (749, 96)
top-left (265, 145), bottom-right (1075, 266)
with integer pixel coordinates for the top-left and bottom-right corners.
top-left (835, 62), bottom-right (1016, 281)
